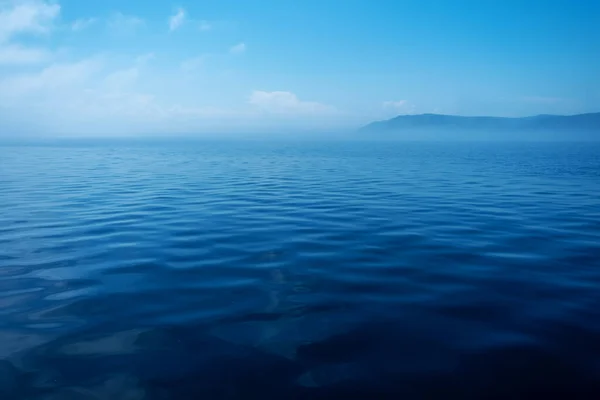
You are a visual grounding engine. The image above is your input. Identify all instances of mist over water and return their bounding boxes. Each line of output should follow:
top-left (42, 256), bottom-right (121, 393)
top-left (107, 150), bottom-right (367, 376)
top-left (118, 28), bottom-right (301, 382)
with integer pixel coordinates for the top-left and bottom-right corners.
top-left (1, 140), bottom-right (600, 399)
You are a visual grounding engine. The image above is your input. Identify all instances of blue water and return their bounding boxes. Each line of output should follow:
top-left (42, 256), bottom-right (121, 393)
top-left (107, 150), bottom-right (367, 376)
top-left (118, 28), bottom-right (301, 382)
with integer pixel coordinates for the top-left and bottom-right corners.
top-left (1, 141), bottom-right (599, 399)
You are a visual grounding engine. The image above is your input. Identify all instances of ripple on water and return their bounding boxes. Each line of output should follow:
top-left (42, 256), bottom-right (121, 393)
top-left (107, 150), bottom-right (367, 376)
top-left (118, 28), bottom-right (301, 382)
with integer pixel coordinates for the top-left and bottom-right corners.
top-left (0, 141), bottom-right (599, 398)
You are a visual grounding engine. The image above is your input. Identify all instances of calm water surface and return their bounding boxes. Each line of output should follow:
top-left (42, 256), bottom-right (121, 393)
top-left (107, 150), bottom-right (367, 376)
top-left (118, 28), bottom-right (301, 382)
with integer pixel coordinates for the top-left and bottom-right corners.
top-left (1, 141), bottom-right (599, 399)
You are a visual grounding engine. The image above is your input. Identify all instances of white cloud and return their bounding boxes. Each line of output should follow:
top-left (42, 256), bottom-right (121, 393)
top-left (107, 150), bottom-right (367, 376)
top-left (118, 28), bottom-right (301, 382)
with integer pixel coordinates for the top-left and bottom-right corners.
top-left (0, 43), bottom-right (49, 64)
top-left (1, 60), bottom-right (344, 134)
top-left (0, 56), bottom-right (162, 134)
top-left (521, 96), bottom-right (566, 105)
top-left (249, 91), bottom-right (336, 115)
top-left (383, 100), bottom-right (407, 108)
top-left (135, 52), bottom-right (155, 65)
top-left (0, 58), bottom-right (102, 98)
top-left (0, 52), bottom-right (241, 135)
top-left (199, 20), bottom-right (212, 31)
top-left (75, 89), bottom-right (160, 121)
top-left (0, 0), bottom-right (60, 43)
top-left (169, 7), bottom-right (186, 31)
top-left (0, 0), bottom-right (59, 66)
top-left (383, 100), bottom-right (416, 114)
top-left (229, 42), bottom-right (246, 54)
top-left (166, 104), bottom-right (240, 118)
top-left (71, 17), bottom-right (97, 32)
top-left (0, 1), bottom-right (344, 137)
top-left (108, 12), bottom-right (143, 33)
top-left (180, 55), bottom-right (204, 72)
top-left (104, 67), bottom-right (139, 91)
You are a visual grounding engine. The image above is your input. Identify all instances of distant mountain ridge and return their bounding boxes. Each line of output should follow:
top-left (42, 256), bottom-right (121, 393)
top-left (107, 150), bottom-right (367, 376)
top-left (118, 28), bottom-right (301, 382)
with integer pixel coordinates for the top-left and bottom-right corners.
top-left (361, 112), bottom-right (600, 133)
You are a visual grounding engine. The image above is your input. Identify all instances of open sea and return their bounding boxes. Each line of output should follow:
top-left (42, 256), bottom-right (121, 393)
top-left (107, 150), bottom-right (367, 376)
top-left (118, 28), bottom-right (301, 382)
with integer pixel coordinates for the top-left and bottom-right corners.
top-left (1, 140), bottom-right (599, 399)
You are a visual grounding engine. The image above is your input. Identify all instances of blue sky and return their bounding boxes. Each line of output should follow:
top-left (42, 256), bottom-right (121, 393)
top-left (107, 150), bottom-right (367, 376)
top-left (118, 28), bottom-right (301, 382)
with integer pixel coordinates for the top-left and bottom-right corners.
top-left (0, 0), bottom-right (598, 136)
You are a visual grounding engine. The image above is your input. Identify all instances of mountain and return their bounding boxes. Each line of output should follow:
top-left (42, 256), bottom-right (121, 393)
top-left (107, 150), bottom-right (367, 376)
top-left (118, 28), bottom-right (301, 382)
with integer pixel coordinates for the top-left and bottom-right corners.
top-left (360, 113), bottom-right (600, 139)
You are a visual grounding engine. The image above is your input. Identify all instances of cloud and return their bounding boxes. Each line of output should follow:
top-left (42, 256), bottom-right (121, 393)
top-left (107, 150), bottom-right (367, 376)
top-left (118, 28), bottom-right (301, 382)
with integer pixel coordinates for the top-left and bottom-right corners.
top-left (0, 43), bottom-right (49, 64)
top-left (108, 12), bottom-right (143, 33)
top-left (0, 58), bottom-right (103, 98)
top-left (104, 67), bottom-right (139, 91)
top-left (249, 91), bottom-right (336, 115)
top-left (71, 17), bottom-right (97, 32)
top-left (383, 100), bottom-right (416, 114)
top-left (229, 42), bottom-right (246, 54)
top-left (165, 104), bottom-right (240, 118)
top-left (383, 100), bottom-right (407, 108)
top-left (168, 10), bottom-right (213, 34)
top-left (180, 55), bottom-right (204, 72)
top-left (0, 56), bottom-right (161, 134)
top-left (135, 52), bottom-right (155, 65)
top-left (0, 52), bottom-right (238, 135)
top-left (169, 7), bottom-right (186, 31)
top-left (0, 3), bottom-right (343, 136)
top-left (0, 0), bottom-right (59, 66)
top-left (0, 0), bottom-right (60, 43)
top-left (521, 96), bottom-right (567, 105)
top-left (199, 20), bottom-right (212, 31)
top-left (1, 59), bottom-right (343, 134)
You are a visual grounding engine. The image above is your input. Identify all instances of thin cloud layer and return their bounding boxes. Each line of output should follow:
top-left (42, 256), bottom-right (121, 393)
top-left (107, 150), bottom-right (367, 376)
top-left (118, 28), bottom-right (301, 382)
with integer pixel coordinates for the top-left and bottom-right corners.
top-left (0, 43), bottom-right (49, 64)
top-left (168, 7), bottom-right (186, 31)
top-left (383, 100), bottom-right (416, 115)
top-left (0, 1), bottom-right (58, 65)
top-left (71, 17), bottom-right (97, 32)
top-left (0, 1), bottom-right (349, 136)
top-left (199, 20), bottom-right (212, 31)
top-left (229, 42), bottom-right (246, 54)
top-left (108, 12), bottom-right (144, 33)
top-left (0, 0), bottom-right (60, 42)
top-left (250, 91), bottom-right (337, 115)
top-left (3, 0), bottom-right (584, 136)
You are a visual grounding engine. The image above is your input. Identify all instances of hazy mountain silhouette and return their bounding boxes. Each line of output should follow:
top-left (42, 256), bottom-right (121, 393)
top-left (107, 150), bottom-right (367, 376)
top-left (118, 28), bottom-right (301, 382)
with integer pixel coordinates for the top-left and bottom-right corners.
top-left (360, 113), bottom-right (600, 140)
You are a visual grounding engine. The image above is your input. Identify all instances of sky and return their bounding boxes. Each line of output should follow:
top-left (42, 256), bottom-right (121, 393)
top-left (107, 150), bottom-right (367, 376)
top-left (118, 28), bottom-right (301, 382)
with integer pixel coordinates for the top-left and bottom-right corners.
top-left (0, 0), bottom-right (598, 136)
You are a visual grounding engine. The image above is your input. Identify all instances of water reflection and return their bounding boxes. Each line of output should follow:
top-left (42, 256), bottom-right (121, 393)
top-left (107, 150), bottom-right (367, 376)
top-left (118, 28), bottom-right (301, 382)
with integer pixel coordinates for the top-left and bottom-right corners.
top-left (2, 142), bottom-right (600, 399)
top-left (2, 315), bottom-right (599, 399)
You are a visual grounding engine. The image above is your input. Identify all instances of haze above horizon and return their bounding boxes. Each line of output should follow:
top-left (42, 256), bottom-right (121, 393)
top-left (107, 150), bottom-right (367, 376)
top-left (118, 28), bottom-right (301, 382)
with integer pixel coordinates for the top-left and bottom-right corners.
top-left (0, 0), bottom-right (598, 136)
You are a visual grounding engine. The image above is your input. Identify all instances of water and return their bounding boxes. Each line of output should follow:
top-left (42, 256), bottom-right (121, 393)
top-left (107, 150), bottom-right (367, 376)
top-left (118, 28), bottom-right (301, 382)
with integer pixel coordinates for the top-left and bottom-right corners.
top-left (1, 140), bottom-right (599, 399)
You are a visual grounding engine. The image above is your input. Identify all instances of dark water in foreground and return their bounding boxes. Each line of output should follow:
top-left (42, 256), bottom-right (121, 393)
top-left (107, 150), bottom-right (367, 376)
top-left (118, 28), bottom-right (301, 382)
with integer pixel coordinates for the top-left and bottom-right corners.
top-left (1, 141), bottom-right (599, 399)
